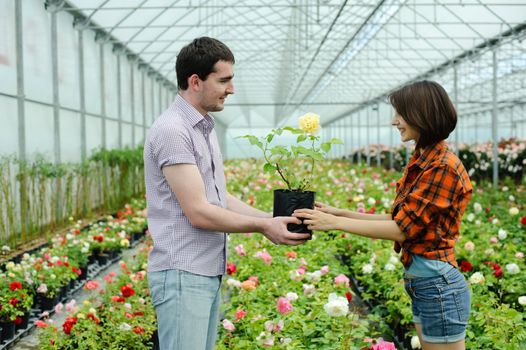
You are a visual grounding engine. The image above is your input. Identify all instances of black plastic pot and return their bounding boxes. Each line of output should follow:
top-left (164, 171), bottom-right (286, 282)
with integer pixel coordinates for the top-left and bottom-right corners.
top-left (0, 320), bottom-right (15, 342)
top-left (273, 189), bottom-right (315, 235)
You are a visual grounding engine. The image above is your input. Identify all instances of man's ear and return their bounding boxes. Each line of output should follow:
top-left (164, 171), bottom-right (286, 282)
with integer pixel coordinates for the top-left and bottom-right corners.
top-left (188, 74), bottom-right (201, 91)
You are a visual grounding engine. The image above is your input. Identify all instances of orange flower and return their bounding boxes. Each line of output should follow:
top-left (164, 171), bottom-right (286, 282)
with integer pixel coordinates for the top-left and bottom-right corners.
top-left (240, 280), bottom-right (256, 291)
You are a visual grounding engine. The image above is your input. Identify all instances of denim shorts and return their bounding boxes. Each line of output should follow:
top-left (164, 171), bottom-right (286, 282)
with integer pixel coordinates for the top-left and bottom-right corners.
top-left (404, 268), bottom-right (471, 343)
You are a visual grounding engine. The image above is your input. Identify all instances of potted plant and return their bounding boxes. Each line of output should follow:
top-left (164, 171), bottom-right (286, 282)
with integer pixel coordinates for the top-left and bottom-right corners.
top-left (239, 113), bottom-right (342, 234)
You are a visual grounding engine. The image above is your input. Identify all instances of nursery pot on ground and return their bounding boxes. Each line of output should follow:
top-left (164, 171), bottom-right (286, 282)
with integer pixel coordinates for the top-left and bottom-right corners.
top-left (273, 189), bottom-right (315, 235)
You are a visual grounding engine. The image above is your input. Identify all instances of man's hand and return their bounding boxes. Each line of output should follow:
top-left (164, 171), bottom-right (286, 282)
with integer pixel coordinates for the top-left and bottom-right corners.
top-left (261, 217), bottom-right (311, 245)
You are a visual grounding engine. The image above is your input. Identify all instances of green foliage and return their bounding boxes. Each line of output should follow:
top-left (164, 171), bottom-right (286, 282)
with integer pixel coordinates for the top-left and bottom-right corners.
top-left (238, 128), bottom-right (342, 191)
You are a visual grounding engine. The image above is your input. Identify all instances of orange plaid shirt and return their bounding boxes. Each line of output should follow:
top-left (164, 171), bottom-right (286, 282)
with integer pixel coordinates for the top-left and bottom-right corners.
top-left (392, 141), bottom-right (472, 268)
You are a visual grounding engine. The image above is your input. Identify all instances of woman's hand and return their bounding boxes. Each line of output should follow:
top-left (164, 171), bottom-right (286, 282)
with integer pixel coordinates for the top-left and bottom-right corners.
top-left (314, 202), bottom-right (341, 216)
top-left (293, 208), bottom-right (339, 231)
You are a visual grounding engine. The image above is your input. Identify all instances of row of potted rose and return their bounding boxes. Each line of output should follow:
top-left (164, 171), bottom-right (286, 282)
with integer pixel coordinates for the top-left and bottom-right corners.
top-left (221, 158), bottom-right (524, 349)
top-left (0, 200), bottom-right (148, 344)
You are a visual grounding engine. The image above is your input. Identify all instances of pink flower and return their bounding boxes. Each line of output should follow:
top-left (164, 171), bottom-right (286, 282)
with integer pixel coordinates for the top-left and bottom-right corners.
top-left (320, 265), bottom-right (329, 275)
top-left (54, 303), bottom-right (63, 314)
top-left (65, 300), bottom-right (77, 312)
top-left (84, 280), bottom-right (99, 290)
top-left (255, 250), bottom-right (272, 265)
top-left (371, 341), bottom-right (396, 350)
top-left (235, 309), bottom-right (246, 321)
top-left (248, 276), bottom-right (259, 286)
top-left (516, 252), bottom-right (524, 259)
top-left (222, 319), bottom-right (235, 331)
top-left (334, 274), bottom-right (350, 288)
top-left (300, 258), bottom-right (308, 266)
top-left (264, 319), bottom-right (284, 333)
top-left (277, 297), bottom-right (293, 314)
top-left (489, 236), bottom-right (498, 244)
top-left (235, 244), bottom-right (246, 256)
top-left (296, 266), bottom-right (306, 275)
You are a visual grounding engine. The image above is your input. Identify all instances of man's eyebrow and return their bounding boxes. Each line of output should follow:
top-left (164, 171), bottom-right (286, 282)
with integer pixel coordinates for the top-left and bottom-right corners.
top-left (219, 75), bottom-right (234, 80)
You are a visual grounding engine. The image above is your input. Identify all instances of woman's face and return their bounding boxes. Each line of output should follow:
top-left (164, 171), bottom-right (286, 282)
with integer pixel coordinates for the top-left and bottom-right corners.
top-left (391, 112), bottom-right (420, 144)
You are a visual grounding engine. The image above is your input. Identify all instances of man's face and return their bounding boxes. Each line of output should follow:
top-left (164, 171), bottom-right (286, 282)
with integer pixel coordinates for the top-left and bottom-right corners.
top-left (198, 60), bottom-right (234, 113)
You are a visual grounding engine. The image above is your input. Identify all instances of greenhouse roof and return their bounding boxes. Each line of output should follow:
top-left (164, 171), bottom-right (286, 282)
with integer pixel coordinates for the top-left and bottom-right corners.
top-left (60, 0), bottom-right (526, 128)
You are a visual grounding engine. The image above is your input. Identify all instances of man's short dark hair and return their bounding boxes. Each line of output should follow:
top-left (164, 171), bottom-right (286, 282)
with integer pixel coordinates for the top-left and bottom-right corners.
top-left (389, 80), bottom-right (457, 149)
top-left (176, 37), bottom-right (235, 90)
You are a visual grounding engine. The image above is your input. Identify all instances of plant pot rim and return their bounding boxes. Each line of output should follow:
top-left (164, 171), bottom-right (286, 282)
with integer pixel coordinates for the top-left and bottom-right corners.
top-left (273, 189), bottom-right (315, 194)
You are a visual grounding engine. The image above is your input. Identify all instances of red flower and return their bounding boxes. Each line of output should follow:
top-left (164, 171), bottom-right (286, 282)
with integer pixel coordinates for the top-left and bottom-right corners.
top-left (111, 295), bottom-right (125, 303)
top-left (87, 313), bottom-right (100, 324)
top-left (62, 317), bottom-right (78, 335)
top-left (493, 268), bottom-right (503, 278)
top-left (226, 263), bottom-right (237, 275)
top-left (9, 281), bottom-right (22, 291)
top-left (9, 298), bottom-right (19, 306)
top-left (35, 320), bottom-right (48, 328)
top-left (521, 216), bottom-right (526, 226)
top-left (133, 326), bottom-right (145, 334)
top-left (125, 312), bottom-right (134, 319)
top-left (285, 251), bottom-right (297, 259)
top-left (345, 291), bottom-right (353, 302)
top-left (460, 261), bottom-right (473, 272)
top-left (14, 316), bottom-right (23, 325)
top-left (121, 284), bottom-right (135, 298)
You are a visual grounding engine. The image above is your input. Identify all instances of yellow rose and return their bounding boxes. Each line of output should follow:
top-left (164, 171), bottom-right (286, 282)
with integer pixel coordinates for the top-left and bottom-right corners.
top-left (298, 113), bottom-right (320, 134)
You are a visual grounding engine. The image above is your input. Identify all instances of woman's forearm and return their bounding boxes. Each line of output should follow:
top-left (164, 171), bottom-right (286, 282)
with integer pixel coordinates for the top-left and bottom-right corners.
top-left (338, 209), bottom-right (392, 221)
top-left (335, 217), bottom-right (406, 242)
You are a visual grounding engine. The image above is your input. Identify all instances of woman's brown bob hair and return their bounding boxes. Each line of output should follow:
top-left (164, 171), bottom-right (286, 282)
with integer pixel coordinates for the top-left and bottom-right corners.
top-left (389, 80), bottom-right (457, 149)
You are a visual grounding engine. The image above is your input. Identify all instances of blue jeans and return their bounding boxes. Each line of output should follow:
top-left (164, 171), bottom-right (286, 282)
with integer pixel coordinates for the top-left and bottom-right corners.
top-left (404, 268), bottom-right (470, 343)
top-left (148, 269), bottom-right (222, 350)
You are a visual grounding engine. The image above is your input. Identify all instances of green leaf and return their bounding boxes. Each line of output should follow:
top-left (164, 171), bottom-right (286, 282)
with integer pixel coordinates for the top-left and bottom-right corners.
top-left (263, 163), bottom-right (277, 173)
top-left (330, 137), bottom-right (343, 144)
top-left (321, 142), bottom-right (331, 153)
top-left (297, 134), bottom-right (307, 143)
top-left (266, 134), bottom-right (274, 143)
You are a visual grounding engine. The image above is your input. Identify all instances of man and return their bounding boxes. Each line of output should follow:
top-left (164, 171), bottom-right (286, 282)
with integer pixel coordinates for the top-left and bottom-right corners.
top-left (144, 37), bottom-right (310, 350)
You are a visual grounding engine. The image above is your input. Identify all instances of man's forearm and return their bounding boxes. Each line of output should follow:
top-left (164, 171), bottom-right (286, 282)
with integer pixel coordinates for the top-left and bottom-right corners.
top-left (227, 193), bottom-right (272, 218)
top-left (190, 201), bottom-right (269, 233)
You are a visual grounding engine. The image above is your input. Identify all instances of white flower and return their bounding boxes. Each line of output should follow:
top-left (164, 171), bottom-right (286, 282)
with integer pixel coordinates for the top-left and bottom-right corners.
top-left (367, 197), bottom-right (376, 206)
top-left (473, 202), bottom-right (482, 213)
top-left (508, 195), bottom-right (515, 202)
top-left (502, 186), bottom-right (509, 192)
top-left (37, 283), bottom-right (48, 293)
top-left (509, 207), bottom-right (519, 216)
top-left (411, 335), bottom-right (422, 349)
top-left (323, 293), bottom-right (349, 317)
top-left (388, 256), bottom-right (399, 265)
top-left (505, 263), bottom-right (520, 274)
top-left (305, 271), bottom-right (322, 282)
top-left (498, 229), bottom-right (507, 240)
top-left (469, 272), bottom-right (485, 285)
top-left (384, 263), bottom-right (396, 271)
top-left (362, 264), bottom-right (373, 274)
top-left (464, 241), bottom-right (475, 251)
top-left (491, 218), bottom-right (499, 225)
top-left (484, 248), bottom-right (494, 256)
top-left (2, 245), bottom-right (11, 252)
top-left (518, 296), bottom-right (526, 305)
top-left (285, 292), bottom-right (298, 301)
top-left (302, 284), bottom-right (316, 296)
top-left (227, 278), bottom-right (241, 288)
top-left (119, 323), bottom-right (132, 331)
top-left (466, 213), bottom-right (475, 222)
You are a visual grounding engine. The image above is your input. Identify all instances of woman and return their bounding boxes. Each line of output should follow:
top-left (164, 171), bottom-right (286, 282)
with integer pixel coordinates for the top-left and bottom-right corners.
top-left (294, 81), bottom-right (473, 350)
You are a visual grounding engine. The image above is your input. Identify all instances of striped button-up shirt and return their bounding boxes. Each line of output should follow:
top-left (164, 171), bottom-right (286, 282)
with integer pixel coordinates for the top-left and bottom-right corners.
top-left (144, 94), bottom-right (228, 276)
top-left (392, 141), bottom-right (472, 268)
